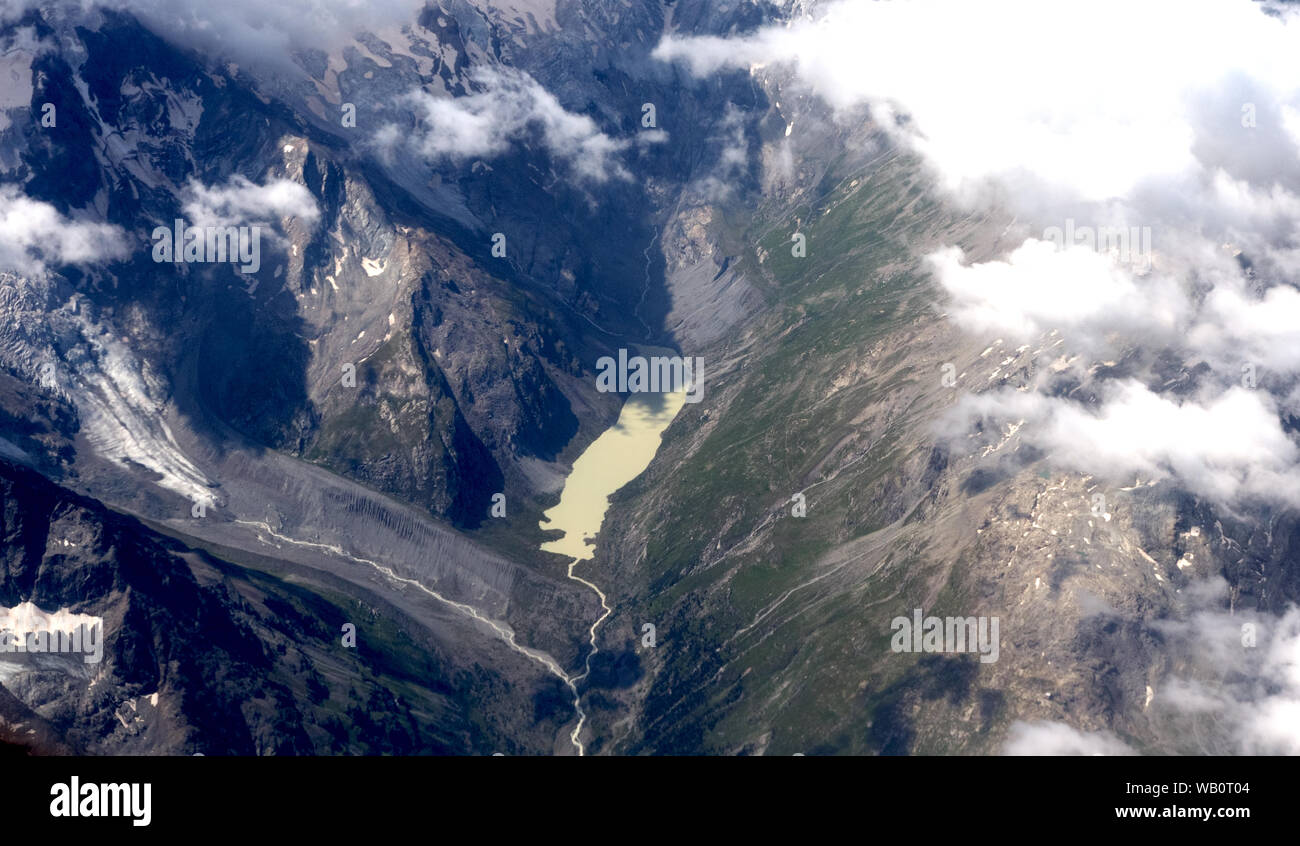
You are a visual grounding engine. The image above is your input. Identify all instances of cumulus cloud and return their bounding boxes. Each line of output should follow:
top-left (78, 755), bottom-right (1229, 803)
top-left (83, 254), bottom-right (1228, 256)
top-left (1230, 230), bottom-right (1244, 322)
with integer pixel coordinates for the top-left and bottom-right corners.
top-left (1005, 584), bottom-right (1300, 755)
top-left (181, 175), bottom-right (320, 228)
top-left (1148, 580), bottom-right (1300, 754)
top-left (1003, 721), bottom-right (1134, 756)
top-left (1214, 617), bottom-right (1300, 755)
top-left (950, 382), bottom-right (1300, 509)
top-left (655, 0), bottom-right (1300, 203)
top-left (659, 0), bottom-right (1300, 516)
top-left (0, 184), bottom-right (129, 275)
top-left (929, 241), bottom-right (1187, 344)
top-left (929, 225), bottom-right (1300, 510)
top-left (1193, 282), bottom-right (1300, 373)
top-left (376, 67), bottom-right (649, 183)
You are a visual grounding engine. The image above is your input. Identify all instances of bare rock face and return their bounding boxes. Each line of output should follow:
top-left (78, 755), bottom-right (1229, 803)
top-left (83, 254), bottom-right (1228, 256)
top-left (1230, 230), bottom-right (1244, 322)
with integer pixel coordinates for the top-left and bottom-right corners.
top-left (0, 459), bottom-right (579, 754)
top-left (0, 0), bottom-right (768, 756)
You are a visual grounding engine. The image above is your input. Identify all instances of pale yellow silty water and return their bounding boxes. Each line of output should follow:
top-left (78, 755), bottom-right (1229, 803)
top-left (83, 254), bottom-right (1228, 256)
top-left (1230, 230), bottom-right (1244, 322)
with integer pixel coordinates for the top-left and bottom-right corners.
top-left (540, 391), bottom-right (686, 560)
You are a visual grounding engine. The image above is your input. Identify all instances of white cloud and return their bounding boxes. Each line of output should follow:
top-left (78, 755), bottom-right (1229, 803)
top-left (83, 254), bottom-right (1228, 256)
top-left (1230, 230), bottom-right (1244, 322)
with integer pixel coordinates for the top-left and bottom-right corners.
top-left (0, 184), bottom-right (129, 276)
top-left (951, 381), bottom-right (1300, 509)
top-left (1003, 721), bottom-right (1134, 756)
top-left (1151, 582), bottom-right (1300, 755)
top-left (659, 0), bottom-right (1300, 515)
top-left (1008, 587), bottom-right (1300, 755)
top-left (929, 240), bottom-right (1187, 344)
top-left (377, 67), bottom-right (646, 183)
top-left (1194, 278), bottom-right (1300, 373)
top-left (181, 175), bottom-right (320, 228)
top-left (655, 0), bottom-right (1300, 203)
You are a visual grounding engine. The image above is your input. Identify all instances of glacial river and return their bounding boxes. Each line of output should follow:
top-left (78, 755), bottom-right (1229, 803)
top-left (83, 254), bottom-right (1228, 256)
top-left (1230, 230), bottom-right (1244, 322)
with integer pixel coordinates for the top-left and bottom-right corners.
top-left (537, 390), bottom-right (686, 754)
